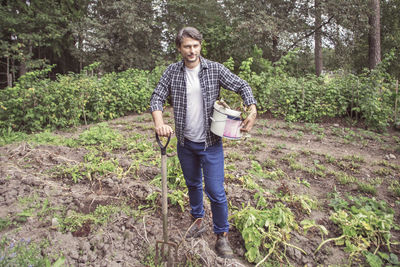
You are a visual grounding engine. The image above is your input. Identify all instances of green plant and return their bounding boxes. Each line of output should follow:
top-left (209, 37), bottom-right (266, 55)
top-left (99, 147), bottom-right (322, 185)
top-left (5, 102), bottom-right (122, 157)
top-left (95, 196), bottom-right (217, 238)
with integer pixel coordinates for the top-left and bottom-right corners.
top-left (389, 180), bottom-right (400, 197)
top-left (296, 177), bottom-right (311, 188)
top-left (317, 194), bottom-right (399, 263)
top-left (282, 194), bottom-right (317, 214)
top-left (262, 158), bottom-right (277, 169)
top-left (0, 217), bottom-right (13, 232)
top-left (335, 171), bottom-right (357, 185)
top-left (77, 123), bottom-right (124, 150)
top-left (53, 150), bottom-right (119, 183)
top-left (238, 175), bottom-right (260, 190)
top-left (226, 151), bottom-right (244, 161)
top-left (0, 237), bottom-right (65, 267)
top-left (0, 127), bottom-right (27, 146)
top-left (364, 251), bottom-right (400, 267)
top-left (139, 192), bottom-right (160, 211)
top-left (357, 181), bottom-right (377, 195)
top-left (27, 130), bottom-right (76, 147)
top-left (231, 202), bottom-right (304, 265)
top-left (168, 190), bottom-right (187, 212)
top-left (300, 219), bottom-right (328, 240)
top-left (59, 204), bottom-right (125, 233)
top-left (374, 167), bottom-right (393, 177)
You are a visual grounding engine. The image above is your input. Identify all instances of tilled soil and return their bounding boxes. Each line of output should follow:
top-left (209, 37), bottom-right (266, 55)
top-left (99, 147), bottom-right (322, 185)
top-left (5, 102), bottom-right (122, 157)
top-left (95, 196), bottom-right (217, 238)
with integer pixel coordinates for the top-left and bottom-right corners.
top-left (1, 111), bottom-right (399, 266)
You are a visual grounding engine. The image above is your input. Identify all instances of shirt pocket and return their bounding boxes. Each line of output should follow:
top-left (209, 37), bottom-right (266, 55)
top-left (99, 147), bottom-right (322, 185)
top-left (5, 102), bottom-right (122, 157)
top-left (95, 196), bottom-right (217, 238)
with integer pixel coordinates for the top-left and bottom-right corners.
top-left (204, 76), bottom-right (220, 104)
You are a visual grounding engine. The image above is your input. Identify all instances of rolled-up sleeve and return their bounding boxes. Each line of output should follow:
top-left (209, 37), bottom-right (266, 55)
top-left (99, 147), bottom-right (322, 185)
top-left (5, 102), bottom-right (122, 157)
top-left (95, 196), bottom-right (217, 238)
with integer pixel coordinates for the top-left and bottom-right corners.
top-left (218, 64), bottom-right (257, 106)
top-left (150, 66), bottom-right (171, 112)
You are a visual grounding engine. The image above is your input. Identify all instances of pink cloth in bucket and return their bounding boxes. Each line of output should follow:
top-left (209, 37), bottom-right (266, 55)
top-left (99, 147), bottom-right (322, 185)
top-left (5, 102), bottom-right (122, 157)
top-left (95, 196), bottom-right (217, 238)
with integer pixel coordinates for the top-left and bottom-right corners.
top-left (223, 115), bottom-right (241, 139)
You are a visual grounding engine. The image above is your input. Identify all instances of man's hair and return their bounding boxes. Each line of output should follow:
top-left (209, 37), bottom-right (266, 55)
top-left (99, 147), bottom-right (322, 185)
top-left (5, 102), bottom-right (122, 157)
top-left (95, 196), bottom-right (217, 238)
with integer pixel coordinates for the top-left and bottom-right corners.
top-left (175, 27), bottom-right (203, 47)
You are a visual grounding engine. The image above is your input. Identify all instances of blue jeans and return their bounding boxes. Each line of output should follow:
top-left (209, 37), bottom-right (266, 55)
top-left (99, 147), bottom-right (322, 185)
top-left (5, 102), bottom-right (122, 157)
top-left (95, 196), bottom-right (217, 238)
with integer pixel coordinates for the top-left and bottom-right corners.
top-left (177, 138), bottom-right (229, 234)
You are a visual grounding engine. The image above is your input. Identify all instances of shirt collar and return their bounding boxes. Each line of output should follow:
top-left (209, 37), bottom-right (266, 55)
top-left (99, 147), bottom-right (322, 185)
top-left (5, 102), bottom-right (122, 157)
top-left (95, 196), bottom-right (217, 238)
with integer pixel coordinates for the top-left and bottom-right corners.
top-left (180, 56), bottom-right (209, 71)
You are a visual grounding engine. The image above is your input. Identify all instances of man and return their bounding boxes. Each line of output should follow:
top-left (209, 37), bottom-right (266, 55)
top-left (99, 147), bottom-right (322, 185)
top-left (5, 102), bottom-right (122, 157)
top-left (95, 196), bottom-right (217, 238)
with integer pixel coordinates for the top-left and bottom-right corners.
top-left (150, 26), bottom-right (257, 258)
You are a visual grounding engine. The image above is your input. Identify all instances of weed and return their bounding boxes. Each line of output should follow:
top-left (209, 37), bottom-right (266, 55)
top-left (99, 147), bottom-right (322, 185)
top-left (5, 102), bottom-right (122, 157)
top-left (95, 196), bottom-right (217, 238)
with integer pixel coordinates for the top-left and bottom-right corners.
top-left (273, 143), bottom-right (286, 151)
top-left (316, 133), bottom-right (325, 141)
top-left (266, 169), bottom-right (287, 181)
top-left (305, 123), bottom-right (324, 135)
top-left (293, 130), bottom-right (304, 140)
top-left (59, 204), bottom-right (125, 233)
top-left (389, 181), bottom-right (400, 197)
top-left (15, 194), bottom-right (60, 224)
top-left (262, 158), bottom-right (277, 169)
top-left (225, 164), bottom-right (236, 172)
top-left (296, 177), bottom-right (311, 188)
top-left (27, 131), bottom-right (76, 147)
top-left (324, 154), bottom-right (337, 164)
top-left (376, 160), bottom-right (400, 171)
top-left (335, 171), bottom-right (357, 185)
top-left (53, 150), bottom-right (119, 183)
top-left (0, 127), bottom-right (27, 146)
top-left (342, 154), bottom-right (365, 163)
top-left (265, 129), bottom-right (273, 136)
top-left (374, 167), bottom-right (393, 177)
top-left (238, 175), bottom-right (260, 190)
top-left (226, 151), bottom-right (244, 161)
top-left (300, 149), bottom-right (312, 157)
top-left (0, 217), bottom-right (13, 232)
top-left (356, 182), bottom-right (377, 195)
top-left (139, 192), bottom-right (160, 211)
top-left (168, 190), bottom-right (187, 212)
top-left (336, 160), bottom-right (361, 173)
top-left (77, 123), bottom-right (124, 150)
top-left (0, 237), bottom-right (64, 267)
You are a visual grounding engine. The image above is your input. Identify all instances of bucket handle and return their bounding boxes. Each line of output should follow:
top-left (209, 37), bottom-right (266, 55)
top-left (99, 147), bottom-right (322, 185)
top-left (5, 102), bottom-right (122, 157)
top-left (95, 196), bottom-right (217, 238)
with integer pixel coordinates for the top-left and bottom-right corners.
top-left (210, 117), bottom-right (227, 123)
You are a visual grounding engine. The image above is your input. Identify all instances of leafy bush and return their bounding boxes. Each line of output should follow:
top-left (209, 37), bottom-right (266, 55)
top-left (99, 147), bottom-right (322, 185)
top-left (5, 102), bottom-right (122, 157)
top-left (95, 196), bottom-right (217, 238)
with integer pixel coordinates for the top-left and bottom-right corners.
top-left (1, 52), bottom-right (398, 134)
top-left (0, 63), bottom-right (164, 133)
top-left (235, 50), bottom-right (398, 131)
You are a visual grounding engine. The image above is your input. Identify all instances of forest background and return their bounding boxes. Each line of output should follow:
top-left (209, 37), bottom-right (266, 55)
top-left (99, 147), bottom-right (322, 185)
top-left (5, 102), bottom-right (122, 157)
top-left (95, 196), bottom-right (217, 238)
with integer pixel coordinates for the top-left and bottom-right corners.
top-left (1, 0), bottom-right (400, 133)
top-left (1, 1), bottom-right (400, 266)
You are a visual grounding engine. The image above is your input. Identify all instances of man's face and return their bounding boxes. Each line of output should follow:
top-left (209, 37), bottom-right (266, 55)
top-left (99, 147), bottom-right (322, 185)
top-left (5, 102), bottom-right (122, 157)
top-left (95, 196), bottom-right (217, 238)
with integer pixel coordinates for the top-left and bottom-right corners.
top-left (178, 37), bottom-right (201, 65)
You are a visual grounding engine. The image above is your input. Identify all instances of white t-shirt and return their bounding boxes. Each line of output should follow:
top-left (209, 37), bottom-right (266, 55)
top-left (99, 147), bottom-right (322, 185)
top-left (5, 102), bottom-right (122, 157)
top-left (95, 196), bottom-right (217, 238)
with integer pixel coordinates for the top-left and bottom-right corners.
top-left (184, 64), bottom-right (206, 142)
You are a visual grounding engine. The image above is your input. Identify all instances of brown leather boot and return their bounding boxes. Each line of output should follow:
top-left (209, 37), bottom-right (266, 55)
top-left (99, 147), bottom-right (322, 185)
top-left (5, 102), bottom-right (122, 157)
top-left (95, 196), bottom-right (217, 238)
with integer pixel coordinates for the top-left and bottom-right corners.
top-left (185, 217), bottom-right (207, 239)
top-left (215, 232), bottom-right (234, 258)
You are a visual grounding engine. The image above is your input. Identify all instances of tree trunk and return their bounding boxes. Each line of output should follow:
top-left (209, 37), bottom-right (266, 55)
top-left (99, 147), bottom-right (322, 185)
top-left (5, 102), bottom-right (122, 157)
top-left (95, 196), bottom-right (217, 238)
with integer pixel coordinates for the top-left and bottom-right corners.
top-left (272, 34), bottom-right (279, 62)
top-left (19, 43), bottom-right (33, 77)
top-left (368, 0), bottom-right (381, 69)
top-left (314, 0), bottom-right (323, 76)
top-left (7, 56), bottom-right (12, 87)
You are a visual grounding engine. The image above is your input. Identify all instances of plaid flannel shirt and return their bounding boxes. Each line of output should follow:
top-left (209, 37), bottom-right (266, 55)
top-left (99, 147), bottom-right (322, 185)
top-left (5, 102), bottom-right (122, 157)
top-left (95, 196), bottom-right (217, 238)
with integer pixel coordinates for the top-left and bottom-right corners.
top-left (150, 57), bottom-right (257, 148)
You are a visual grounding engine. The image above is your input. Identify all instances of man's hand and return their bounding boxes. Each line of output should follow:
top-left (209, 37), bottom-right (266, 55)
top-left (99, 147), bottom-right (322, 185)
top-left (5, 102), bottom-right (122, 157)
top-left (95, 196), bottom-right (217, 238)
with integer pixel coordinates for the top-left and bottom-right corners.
top-left (152, 110), bottom-right (174, 136)
top-left (155, 124), bottom-right (174, 137)
top-left (240, 104), bottom-right (257, 132)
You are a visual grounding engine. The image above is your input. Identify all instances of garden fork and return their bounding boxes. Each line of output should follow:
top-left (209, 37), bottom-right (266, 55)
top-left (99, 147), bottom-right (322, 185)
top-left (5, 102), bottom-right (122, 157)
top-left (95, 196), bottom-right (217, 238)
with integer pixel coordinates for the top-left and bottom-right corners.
top-left (155, 133), bottom-right (178, 266)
